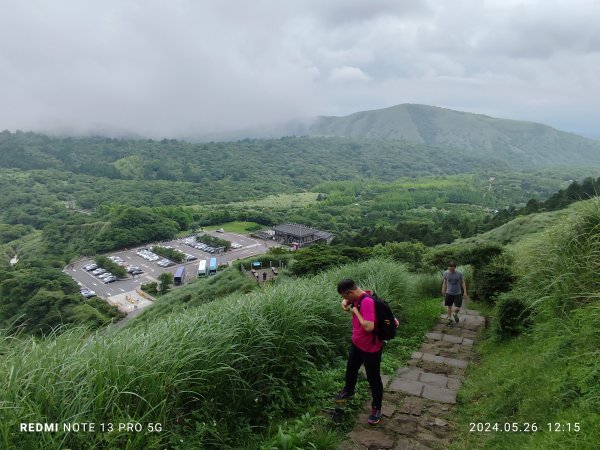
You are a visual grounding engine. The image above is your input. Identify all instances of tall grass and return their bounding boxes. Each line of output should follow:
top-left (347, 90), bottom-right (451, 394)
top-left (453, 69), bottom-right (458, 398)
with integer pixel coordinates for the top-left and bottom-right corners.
top-left (1, 259), bottom-right (418, 449)
top-left (452, 199), bottom-right (600, 450)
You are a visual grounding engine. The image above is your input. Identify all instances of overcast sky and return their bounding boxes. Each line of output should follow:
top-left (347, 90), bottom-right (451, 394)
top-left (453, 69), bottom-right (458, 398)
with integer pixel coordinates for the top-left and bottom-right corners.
top-left (1, 0), bottom-right (599, 138)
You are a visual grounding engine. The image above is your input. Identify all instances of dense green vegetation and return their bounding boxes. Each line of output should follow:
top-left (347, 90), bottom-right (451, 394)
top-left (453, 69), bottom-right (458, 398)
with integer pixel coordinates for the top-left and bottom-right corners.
top-left (151, 246), bottom-right (186, 263)
top-left (196, 234), bottom-right (231, 250)
top-left (0, 128), bottom-right (597, 335)
top-left (450, 199), bottom-right (600, 449)
top-left (0, 252), bottom-right (124, 334)
top-left (95, 255), bottom-right (128, 278)
top-left (203, 104), bottom-right (600, 169)
top-left (306, 104), bottom-right (600, 168)
top-left (0, 259), bottom-right (441, 449)
top-left (1, 117), bottom-right (600, 449)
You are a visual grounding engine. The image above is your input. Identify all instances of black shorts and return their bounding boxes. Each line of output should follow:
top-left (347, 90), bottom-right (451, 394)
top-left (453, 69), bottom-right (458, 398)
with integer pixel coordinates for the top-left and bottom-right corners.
top-left (444, 294), bottom-right (463, 307)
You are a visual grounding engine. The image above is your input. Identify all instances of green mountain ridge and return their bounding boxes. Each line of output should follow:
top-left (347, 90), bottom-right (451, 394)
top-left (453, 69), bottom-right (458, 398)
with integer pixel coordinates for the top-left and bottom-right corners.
top-left (195, 104), bottom-right (600, 169)
top-left (308, 104), bottom-right (600, 167)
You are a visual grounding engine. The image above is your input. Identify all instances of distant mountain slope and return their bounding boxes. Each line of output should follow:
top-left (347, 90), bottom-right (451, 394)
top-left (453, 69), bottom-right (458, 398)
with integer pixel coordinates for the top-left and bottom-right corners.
top-left (306, 104), bottom-right (600, 168)
top-left (194, 104), bottom-right (600, 169)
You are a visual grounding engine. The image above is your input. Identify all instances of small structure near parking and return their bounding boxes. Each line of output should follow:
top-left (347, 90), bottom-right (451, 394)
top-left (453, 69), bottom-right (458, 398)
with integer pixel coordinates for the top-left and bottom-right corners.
top-left (270, 223), bottom-right (334, 248)
top-left (107, 291), bottom-right (153, 313)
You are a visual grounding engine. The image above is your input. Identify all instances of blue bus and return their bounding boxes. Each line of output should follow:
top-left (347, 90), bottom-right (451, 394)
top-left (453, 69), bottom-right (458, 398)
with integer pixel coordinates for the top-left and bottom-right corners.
top-left (174, 266), bottom-right (186, 285)
top-left (208, 257), bottom-right (218, 276)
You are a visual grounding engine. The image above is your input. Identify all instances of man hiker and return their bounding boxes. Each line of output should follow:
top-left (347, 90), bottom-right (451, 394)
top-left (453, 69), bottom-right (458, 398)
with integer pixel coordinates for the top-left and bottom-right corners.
top-left (442, 261), bottom-right (468, 325)
top-left (334, 278), bottom-right (387, 425)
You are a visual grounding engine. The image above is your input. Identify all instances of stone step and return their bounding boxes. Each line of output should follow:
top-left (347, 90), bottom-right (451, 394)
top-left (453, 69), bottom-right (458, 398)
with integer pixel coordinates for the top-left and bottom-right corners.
top-left (438, 313), bottom-right (485, 325)
top-left (414, 352), bottom-right (469, 369)
top-left (425, 332), bottom-right (473, 345)
top-left (388, 366), bottom-right (463, 404)
top-left (348, 429), bottom-right (396, 449)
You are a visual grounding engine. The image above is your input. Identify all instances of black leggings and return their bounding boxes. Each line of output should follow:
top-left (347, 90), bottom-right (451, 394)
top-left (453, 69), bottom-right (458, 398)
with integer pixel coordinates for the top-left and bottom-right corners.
top-left (344, 343), bottom-right (383, 409)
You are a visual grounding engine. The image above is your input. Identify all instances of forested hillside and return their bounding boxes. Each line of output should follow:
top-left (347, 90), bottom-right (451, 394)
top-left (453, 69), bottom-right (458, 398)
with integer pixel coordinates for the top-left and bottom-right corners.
top-left (193, 104), bottom-right (600, 170)
top-left (307, 104), bottom-right (600, 168)
top-left (0, 127), bottom-right (598, 335)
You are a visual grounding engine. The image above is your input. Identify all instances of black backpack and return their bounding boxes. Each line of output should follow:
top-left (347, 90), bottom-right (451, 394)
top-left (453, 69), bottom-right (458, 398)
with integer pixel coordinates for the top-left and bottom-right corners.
top-left (357, 293), bottom-right (398, 342)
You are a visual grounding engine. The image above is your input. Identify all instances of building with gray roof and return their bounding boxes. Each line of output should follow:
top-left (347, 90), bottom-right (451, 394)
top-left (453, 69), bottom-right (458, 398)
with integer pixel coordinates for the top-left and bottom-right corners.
top-left (271, 223), bottom-right (334, 248)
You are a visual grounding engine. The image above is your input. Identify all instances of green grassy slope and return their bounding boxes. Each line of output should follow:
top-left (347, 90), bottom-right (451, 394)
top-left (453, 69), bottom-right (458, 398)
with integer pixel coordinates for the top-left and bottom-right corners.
top-left (451, 198), bottom-right (600, 449)
top-left (0, 259), bottom-right (441, 449)
top-left (453, 206), bottom-right (575, 246)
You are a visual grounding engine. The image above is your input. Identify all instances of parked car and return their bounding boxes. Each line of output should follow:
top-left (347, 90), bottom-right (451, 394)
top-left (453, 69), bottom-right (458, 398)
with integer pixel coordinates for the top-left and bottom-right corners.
top-left (92, 268), bottom-right (107, 275)
top-left (80, 289), bottom-right (96, 298)
top-left (84, 263), bottom-right (98, 271)
top-left (104, 276), bottom-right (117, 283)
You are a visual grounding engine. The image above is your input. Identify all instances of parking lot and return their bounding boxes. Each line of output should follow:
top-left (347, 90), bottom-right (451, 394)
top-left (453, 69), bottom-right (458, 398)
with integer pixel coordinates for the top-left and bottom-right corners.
top-left (68, 231), bottom-right (280, 312)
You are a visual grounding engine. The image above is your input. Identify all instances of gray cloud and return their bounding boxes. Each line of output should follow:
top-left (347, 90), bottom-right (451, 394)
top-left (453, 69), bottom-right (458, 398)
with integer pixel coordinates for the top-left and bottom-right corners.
top-left (0, 0), bottom-right (599, 138)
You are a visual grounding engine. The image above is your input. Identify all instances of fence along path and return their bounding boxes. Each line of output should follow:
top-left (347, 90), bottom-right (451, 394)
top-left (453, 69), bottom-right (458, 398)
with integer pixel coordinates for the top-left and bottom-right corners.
top-left (340, 303), bottom-right (485, 449)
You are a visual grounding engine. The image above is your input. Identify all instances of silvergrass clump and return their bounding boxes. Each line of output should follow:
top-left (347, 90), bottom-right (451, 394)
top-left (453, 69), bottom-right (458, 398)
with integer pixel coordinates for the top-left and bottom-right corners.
top-left (514, 198), bottom-right (600, 318)
top-left (0, 259), bottom-right (410, 449)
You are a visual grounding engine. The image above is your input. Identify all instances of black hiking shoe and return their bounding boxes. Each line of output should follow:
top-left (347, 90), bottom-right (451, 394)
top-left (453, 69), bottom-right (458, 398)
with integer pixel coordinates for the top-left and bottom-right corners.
top-left (334, 389), bottom-right (354, 403)
top-left (453, 312), bottom-right (459, 323)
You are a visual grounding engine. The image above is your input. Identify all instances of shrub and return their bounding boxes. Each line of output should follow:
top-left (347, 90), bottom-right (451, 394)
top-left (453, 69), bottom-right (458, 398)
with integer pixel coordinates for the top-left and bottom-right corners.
top-left (424, 242), bottom-right (503, 270)
top-left (140, 281), bottom-right (158, 295)
top-left (372, 241), bottom-right (426, 270)
top-left (472, 253), bottom-right (517, 303)
top-left (494, 293), bottom-right (534, 338)
top-left (95, 255), bottom-right (127, 278)
top-left (411, 273), bottom-right (443, 299)
top-left (151, 245), bottom-right (185, 262)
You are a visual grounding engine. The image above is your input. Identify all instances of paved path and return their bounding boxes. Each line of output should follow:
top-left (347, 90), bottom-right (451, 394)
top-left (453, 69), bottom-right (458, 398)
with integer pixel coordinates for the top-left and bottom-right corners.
top-left (340, 307), bottom-right (486, 450)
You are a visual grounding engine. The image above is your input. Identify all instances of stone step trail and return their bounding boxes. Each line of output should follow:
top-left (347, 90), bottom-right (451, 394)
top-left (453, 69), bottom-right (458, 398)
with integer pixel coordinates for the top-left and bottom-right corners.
top-left (340, 307), bottom-right (485, 450)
